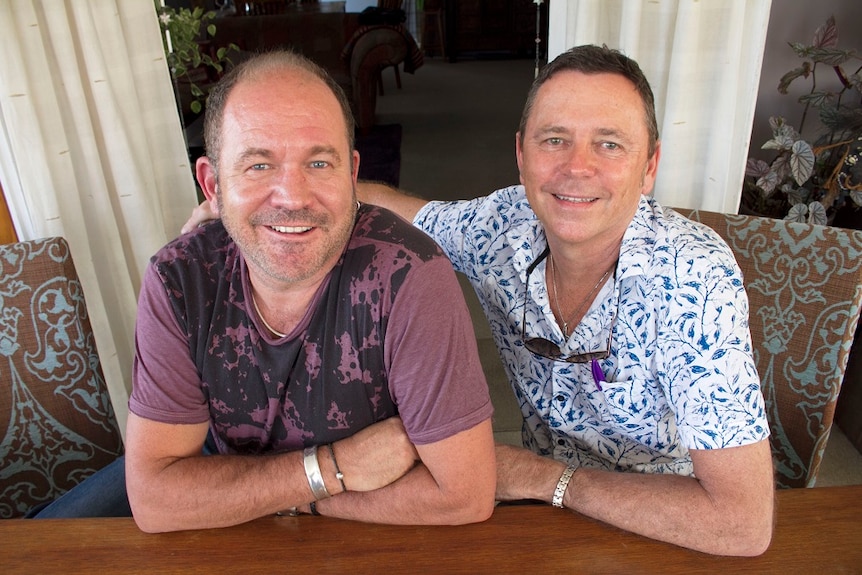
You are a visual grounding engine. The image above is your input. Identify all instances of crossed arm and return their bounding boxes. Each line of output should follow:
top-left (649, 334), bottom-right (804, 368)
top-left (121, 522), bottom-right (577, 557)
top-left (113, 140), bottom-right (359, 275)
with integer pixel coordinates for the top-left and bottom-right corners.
top-left (126, 414), bottom-right (495, 533)
top-left (495, 439), bottom-right (775, 556)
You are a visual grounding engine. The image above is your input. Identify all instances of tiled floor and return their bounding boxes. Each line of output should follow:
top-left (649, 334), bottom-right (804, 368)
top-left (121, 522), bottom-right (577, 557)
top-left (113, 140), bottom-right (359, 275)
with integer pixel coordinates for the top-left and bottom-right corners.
top-left (375, 54), bottom-right (862, 487)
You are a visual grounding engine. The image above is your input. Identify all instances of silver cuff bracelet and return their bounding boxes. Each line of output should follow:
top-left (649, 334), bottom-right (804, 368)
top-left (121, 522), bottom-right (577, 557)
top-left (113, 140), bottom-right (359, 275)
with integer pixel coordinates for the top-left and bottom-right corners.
top-left (303, 445), bottom-right (331, 501)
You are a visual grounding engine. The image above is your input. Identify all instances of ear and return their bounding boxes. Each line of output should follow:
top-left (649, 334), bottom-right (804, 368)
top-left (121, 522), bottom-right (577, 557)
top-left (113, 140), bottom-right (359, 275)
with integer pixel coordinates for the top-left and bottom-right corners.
top-left (195, 156), bottom-right (221, 215)
top-left (641, 141), bottom-right (662, 196)
top-left (515, 132), bottom-right (525, 185)
top-left (351, 150), bottom-right (361, 185)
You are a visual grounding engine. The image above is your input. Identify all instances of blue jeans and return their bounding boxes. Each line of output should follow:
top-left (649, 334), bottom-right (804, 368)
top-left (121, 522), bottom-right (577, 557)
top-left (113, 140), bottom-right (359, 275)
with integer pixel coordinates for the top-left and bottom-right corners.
top-left (25, 456), bottom-right (131, 518)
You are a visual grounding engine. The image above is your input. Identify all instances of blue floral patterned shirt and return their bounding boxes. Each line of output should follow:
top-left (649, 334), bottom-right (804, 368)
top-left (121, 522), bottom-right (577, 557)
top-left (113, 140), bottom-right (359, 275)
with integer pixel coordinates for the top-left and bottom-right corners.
top-left (415, 186), bottom-right (769, 475)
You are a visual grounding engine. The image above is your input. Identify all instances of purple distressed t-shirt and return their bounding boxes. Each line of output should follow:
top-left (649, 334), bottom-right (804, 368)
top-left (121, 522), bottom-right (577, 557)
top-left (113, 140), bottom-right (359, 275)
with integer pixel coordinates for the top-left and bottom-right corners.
top-left (130, 205), bottom-right (492, 454)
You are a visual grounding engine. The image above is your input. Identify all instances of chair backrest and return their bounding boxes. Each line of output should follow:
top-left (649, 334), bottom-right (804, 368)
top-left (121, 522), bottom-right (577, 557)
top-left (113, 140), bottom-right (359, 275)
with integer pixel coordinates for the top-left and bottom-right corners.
top-left (0, 237), bottom-right (123, 518)
top-left (673, 208), bottom-right (862, 488)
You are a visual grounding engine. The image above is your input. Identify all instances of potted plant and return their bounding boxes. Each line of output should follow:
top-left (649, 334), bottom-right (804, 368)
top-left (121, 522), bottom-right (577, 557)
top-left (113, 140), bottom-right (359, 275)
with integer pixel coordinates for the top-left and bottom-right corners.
top-left (155, 2), bottom-right (238, 117)
top-left (743, 16), bottom-right (862, 228)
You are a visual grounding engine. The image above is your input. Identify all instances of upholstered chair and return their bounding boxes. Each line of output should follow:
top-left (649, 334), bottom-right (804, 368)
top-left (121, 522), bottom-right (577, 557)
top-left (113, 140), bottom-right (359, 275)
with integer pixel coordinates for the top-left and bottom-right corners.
top-left (674, 209), bottom-right (862, 488)
top-left (0, 237), bottom-right (124, 518)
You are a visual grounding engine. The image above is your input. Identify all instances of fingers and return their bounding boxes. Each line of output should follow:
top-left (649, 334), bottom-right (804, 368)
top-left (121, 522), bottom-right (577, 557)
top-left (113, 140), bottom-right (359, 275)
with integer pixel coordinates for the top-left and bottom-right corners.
top-left (180, 201), bottom-right (218, 235)
top-left (333, 417), bottom-right (417, 492)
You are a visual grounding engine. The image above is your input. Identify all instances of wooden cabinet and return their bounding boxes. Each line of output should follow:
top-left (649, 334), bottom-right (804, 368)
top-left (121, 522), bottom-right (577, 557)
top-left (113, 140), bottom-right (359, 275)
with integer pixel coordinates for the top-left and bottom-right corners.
top-left (429, 0), bottom-right (547, 61)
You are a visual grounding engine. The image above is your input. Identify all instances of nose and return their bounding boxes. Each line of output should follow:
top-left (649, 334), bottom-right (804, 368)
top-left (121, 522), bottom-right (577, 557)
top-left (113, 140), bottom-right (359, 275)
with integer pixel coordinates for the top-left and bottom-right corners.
top-left (561, 142), bottom-right (597, 177)
top-left (267, 166), bottom-right (313, 208)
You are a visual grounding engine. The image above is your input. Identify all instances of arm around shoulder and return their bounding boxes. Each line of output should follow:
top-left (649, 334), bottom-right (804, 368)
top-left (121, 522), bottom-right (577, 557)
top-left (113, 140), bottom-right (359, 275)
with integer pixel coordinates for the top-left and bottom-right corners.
top-left (357, 181), bottom-right (428, 223)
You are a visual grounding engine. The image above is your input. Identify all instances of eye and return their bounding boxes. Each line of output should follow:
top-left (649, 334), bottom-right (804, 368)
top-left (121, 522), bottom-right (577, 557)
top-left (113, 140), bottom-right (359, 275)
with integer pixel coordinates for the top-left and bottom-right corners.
top-left (250, 163), bottom-right (269, 171)
top-left (310, 160), bottom-right (330, 169)
top-left (545, 137), bottom-right (565, 146)
top-left (601, 141), bottom-right (620, 150)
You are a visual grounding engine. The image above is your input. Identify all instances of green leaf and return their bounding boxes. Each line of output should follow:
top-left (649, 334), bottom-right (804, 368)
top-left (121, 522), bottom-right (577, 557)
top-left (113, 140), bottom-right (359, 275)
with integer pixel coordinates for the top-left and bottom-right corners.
top-left (756, 171), bottom-right (781, 195)
top-left (777, 64), bottom-right (810, 95)
top-left (807, 47), bottom-right (853, 67)
top-left (191, 100), bottom-right (202, 114)
top-left (745, 158), bottom-right (770, 178)
top-left (207, 24), bottom-right (216, 37)
top-left (762, 134), bottom-right (794, 151)
top-left (784, 185), bottom-right (809, 205)
top-left (798, 91), bottom-right (832, 109)
top-left (771, 154), bottom-right (792, 182)
top-left (790, 140), bottom-right (815, 185)
top-left (789, 42), bottom-right (812, 59)
top-left (807, 201), bottom-right (828, 225)
top-left (768, 116), bottom-right (786, 133)
top-left (784, 203), bottom-right (808, 222)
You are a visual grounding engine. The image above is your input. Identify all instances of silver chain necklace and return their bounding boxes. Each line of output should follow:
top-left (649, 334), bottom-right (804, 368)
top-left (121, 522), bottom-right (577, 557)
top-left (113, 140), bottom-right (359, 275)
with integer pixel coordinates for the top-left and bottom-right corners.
top-left (251, 291), bottom-right (288, 338)
top-left (549, 255), bottom-right (616, 338)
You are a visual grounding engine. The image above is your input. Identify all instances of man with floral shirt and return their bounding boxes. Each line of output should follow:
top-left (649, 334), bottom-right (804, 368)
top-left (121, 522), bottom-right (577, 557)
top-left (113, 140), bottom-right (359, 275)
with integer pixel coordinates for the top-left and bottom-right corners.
top-left (358, 45), bottom-right (774, 556)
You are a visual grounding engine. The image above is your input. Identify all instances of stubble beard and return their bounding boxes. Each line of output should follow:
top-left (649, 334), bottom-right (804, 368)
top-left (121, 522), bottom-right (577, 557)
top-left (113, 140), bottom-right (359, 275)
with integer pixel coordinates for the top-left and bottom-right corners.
top-left (217, 191), bottom-right (358, 286)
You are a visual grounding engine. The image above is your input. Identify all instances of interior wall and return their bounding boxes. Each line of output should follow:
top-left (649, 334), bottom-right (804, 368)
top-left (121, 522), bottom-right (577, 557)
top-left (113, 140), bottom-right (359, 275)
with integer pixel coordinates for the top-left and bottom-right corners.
top-left (746, 1), bottom-right (861, 162)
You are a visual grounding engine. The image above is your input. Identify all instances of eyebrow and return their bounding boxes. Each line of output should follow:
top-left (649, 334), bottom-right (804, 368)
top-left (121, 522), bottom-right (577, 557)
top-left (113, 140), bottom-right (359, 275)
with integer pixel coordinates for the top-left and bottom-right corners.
top-left (535, 125), bottom-right (632, 143)
top-left (232, 145), bottom-right (344, 168)
top-left (308, 145), bottom-right (342, 165)
top-left (234, 147), bottom-right (275, 167)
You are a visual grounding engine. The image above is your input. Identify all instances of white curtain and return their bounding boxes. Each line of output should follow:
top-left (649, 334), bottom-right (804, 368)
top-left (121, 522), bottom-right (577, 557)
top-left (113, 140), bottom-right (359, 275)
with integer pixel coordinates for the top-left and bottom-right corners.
top-left (0, 0), bottom-right (199, 436)
top-left (547, 0), bottom-right (772, 213)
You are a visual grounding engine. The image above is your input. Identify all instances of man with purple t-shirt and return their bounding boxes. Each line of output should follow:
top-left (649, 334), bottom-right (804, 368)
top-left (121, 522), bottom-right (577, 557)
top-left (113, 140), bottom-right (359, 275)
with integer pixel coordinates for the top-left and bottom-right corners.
top-left (124, 51), bottom-right (495, 532)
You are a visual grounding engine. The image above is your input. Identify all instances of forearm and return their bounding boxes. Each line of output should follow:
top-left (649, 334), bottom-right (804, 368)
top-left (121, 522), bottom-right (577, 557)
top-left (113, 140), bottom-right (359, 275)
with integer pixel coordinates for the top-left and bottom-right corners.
top-left (356, 181), bottom-right (428, 223)
top-left (564, 467), bottom-right (772, 556)
top-left (128, 450), bottom-right (323, 533)
top-left (316, 421), bottom-right (497, 525)
top-left (496, 443), bottom-right (774, 556)
top-left (127, 415), bottom-right (419, 532)
top-left (314, 462), bottom-right (493, 525)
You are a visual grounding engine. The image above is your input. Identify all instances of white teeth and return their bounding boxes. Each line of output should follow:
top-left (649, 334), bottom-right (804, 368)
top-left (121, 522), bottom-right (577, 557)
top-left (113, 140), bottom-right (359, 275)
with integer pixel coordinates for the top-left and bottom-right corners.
top-left (554, 194), bottom-right (596, 203)
top-left (271, 225), bottom-right (312, 234)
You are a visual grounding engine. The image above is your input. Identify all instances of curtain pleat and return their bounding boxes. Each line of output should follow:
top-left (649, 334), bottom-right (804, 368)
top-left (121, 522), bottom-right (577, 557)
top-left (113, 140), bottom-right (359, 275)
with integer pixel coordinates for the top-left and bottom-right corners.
top-left (547, 0), bottom-right (773, 213)
top-left (0, 0), bottom-right (199, 436)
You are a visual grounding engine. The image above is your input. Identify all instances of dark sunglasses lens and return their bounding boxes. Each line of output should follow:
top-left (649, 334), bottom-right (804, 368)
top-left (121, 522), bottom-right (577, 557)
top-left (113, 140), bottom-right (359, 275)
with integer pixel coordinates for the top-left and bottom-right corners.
top-left (525, 337), bottom-right (563, 359)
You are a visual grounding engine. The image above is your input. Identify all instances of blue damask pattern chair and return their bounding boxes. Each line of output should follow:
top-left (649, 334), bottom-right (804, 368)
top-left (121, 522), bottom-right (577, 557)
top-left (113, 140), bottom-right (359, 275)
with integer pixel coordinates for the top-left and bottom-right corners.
top-left (674, 209), bottom-right (862, 488)
top-left (0, 237), bottom-right (123, 518)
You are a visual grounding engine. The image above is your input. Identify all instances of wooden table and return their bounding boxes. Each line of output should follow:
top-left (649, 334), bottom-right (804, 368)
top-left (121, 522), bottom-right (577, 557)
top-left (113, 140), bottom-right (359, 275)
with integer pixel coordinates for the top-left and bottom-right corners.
top-left (2, 485), bottom-right (859, 574)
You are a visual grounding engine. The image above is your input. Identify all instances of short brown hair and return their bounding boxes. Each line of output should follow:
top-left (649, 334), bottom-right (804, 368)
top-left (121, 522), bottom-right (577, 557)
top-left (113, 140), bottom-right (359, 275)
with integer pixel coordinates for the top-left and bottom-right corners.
top-left (519, 45), bottom-right (659, 157)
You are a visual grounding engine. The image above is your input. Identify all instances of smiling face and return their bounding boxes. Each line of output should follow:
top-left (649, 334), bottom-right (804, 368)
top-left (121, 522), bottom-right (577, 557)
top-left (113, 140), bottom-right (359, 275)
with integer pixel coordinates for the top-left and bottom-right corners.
top-left (196, 67), bottom-right (360, 290)
top-left (516, 70), bottom-right (660, 255)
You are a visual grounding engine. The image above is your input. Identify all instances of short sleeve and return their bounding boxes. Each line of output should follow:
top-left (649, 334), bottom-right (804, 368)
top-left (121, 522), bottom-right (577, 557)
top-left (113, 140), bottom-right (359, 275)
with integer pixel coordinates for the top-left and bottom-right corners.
top-left (383, 257), bottom-right (494, 445)
top-left (129, 264), bottom-right (210, 424)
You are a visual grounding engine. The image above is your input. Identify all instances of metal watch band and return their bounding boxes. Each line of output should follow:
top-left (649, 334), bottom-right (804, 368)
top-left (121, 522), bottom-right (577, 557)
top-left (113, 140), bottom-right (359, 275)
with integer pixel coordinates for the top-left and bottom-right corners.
top-left (552, 465), bottom-right (576, 509)
top-left (303, 445), bottom-right (331, 501)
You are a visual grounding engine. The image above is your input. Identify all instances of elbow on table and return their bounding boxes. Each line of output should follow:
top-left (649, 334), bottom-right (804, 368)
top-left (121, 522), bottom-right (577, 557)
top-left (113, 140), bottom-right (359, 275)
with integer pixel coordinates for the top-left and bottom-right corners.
top-left (129, 503), bottom-right (176, 534)
top-left (718, 509), bottom-right (774, 557)
top-left (128, 489), bottom-right (183, 534)
top-left (738, 519), bottom-right (774, 557)
top-left (445, 489), bottom-right (496, 525)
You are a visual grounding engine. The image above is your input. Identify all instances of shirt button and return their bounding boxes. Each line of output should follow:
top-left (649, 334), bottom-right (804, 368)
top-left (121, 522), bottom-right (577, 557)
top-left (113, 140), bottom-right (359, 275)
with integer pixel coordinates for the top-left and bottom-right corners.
top-left (557, 439), bottom-right (565, 446)
top-left (555, 395), bottom-right (565, 402)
